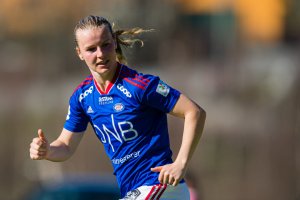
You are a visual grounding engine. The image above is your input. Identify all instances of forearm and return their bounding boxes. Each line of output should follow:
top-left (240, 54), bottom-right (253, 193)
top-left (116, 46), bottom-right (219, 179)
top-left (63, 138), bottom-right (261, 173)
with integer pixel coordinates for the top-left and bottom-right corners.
top-left (174, 106), bottom-right (206, 168)
top-left (46, 139), bottom-right (74, 162)
top-left (44, 129), bottom-right (84, 162)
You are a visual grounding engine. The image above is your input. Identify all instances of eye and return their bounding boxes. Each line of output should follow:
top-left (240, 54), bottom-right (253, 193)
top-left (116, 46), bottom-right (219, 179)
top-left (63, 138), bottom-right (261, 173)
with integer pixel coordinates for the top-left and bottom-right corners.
top-left (102, 42), bottom-right (110, 48)
top-left (86, 47), bottom-right (97, 52)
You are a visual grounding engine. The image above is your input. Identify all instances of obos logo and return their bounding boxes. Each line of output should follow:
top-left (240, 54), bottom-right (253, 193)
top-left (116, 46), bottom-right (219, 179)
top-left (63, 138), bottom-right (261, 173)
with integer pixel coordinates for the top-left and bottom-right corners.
top-left (113, 103), bottom-right (125, 112)
top-left (79, 86), bottom-right (93, 102)
top-left (117, 84), bottom-right (132, 98)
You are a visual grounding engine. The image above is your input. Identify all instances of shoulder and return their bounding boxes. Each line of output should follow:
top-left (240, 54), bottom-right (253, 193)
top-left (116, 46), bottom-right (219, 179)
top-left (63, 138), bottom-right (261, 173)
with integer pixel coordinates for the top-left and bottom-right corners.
top-left (118, 65), bottom-right (157, 91)
top-left (71, 75), bottom-right (94, 102)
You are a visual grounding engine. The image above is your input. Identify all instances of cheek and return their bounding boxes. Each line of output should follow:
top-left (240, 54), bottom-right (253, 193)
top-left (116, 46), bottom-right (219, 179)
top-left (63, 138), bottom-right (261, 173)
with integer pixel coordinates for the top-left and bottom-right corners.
top-left (83, 53), bottom-right (96, 61)
top-left (108, 47), bottom-right (117, 58)
top-left (106, 44), bottom-right (117, 54)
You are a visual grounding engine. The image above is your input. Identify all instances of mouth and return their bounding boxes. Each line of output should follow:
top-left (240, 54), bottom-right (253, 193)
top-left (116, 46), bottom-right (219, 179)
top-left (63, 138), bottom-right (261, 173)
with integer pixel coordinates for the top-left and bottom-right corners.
top-left (96, 60), bottom-right (109, 67)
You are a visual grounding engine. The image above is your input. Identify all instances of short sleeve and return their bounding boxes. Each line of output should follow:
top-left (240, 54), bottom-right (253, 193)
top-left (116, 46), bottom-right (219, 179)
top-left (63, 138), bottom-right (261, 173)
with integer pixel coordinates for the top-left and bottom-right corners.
top-left (64, 93), bottom-right (89, 132)
top-left (141, 76), bottom-right (181, 113)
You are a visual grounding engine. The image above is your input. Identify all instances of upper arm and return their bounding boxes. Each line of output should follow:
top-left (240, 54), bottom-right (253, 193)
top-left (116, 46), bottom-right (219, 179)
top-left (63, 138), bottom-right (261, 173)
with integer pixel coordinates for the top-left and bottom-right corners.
top-left (170, 94), bottom-right (204, 118)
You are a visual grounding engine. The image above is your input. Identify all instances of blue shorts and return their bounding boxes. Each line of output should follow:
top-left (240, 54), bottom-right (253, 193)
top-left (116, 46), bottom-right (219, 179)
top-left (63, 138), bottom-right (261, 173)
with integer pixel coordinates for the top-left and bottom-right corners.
top-left (120, 182), bottom-right (190, 200)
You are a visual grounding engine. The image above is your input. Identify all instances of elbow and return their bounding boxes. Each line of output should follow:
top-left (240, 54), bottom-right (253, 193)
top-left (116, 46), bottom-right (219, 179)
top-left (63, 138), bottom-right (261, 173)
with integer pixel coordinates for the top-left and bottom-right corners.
top-left (194, 105), bottom-right (206, 136)
top-left (194, 104), bottom-right (206, 122)
top-left (200, 106), bottom-right (206, 120)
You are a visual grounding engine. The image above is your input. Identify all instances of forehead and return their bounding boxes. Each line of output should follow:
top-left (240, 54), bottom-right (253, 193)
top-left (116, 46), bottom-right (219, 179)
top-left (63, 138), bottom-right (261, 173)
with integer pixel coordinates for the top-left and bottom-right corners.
top-left (76, 25), bottom-right (113, 44)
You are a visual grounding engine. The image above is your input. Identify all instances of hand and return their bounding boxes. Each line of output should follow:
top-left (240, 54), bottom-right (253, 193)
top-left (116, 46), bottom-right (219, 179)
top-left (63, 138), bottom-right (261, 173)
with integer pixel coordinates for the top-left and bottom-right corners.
top-left (29, 129), bottom-right (49, 160)
top-left (151, 162), bottom-right (187, 186)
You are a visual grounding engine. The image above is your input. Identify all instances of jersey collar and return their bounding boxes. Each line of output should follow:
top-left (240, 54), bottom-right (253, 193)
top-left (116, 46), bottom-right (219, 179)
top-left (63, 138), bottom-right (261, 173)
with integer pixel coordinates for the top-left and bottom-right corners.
top-left (93, 63), bottom-right (122, 95)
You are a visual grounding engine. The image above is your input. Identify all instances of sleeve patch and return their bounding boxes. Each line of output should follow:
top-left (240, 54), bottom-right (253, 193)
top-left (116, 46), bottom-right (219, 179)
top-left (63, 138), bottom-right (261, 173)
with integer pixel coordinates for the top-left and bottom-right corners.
top-left (156, 80), bottom-right (170, 97)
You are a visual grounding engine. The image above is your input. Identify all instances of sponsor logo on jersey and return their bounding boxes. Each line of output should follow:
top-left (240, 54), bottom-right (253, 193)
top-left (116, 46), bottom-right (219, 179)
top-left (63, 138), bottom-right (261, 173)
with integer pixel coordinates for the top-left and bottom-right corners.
top-left (156, 80), bottom-right (170, 97)
top-left (87, 106), bottom-right (94, 114)
top-left (99, 96), bottom-right (113, 105)
top-left (112, 151), bottom-right (140, 165)
top-left (113, 103), bottom-right (125, 112)
top-left (79, 86), bottom-right (93, 102)
top-left (93, 114), bottom-right (139, 152)
top-left (117, 84), bottom-right (132, 98)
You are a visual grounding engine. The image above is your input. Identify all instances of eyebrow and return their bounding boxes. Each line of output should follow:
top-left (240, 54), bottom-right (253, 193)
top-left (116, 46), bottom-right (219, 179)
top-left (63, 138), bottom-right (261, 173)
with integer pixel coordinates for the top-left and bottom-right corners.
top-left (84, 38), bottom-right (111, 49)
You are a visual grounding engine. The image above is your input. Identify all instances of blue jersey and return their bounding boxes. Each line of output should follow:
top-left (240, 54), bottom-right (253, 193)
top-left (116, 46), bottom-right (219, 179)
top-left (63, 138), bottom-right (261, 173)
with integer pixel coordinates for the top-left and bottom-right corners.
top-left (64, 64), bottom-right (181, 197)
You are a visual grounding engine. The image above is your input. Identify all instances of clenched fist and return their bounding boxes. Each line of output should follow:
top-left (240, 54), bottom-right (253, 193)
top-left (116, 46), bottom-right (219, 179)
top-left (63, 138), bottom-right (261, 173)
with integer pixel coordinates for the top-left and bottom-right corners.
top-left (29, 129), bottom-right (49, 160)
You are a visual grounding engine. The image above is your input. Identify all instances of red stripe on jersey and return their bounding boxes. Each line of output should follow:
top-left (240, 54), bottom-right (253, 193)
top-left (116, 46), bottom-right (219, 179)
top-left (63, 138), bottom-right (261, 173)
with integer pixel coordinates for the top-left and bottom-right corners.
top-left (84, 76), bottom-right (93, 81)
top-left (73, 76), bottom-right (93, 94)
top-left (124, 78), bottom-right (146, 90)
top-left (119, 65), bottom-right (149, 89)
top-left (136, 74), bottom-right (150, 83)
top-left (132, 76), bottom-right (148, 86)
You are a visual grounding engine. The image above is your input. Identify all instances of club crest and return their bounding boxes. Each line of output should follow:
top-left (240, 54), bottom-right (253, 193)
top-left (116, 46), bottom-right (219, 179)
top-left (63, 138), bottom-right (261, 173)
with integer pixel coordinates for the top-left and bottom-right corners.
top-left (113, 103), bottom-right (125, 112)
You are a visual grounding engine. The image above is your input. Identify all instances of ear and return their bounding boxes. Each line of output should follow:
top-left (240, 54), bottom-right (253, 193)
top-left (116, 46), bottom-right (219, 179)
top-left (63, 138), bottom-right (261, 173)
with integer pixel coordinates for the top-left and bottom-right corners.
top-left (76, 47), bottom-right (84, 60)
top-left (114, 40), bottom-right (117, 50)
top-left (113, 34), bottom-right (118, 50)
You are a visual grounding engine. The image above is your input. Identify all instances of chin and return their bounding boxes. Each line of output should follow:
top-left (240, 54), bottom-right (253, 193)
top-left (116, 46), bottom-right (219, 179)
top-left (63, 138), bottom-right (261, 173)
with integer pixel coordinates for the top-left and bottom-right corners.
top-left (95, 68), bottom-right (109, 75)
top-left (93, 62), bottom-right (117, 75)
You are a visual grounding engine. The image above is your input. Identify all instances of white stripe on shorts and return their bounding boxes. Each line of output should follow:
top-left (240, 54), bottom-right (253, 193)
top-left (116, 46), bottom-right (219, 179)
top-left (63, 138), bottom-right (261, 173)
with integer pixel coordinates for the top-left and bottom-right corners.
top-left (120, 182), bottom-right (190, 200)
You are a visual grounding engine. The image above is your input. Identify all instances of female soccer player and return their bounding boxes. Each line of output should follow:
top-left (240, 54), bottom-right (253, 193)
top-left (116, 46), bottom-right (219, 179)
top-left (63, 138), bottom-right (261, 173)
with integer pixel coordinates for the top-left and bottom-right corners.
top-left (29, 15), bottom-right (206, 200)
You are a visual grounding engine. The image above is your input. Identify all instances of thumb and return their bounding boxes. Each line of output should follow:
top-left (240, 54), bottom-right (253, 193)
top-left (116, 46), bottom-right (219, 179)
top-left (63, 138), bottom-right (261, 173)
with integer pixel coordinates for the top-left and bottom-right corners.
top-left (38, 129), bottom-right (47, 142)
top-left (151, 166), bottom-right (163, 172)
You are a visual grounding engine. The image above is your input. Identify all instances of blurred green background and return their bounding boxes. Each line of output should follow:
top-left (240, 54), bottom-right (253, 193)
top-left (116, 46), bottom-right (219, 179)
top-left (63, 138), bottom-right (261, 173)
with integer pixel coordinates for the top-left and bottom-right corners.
top-left (0, 0), bottom-right (299, 199)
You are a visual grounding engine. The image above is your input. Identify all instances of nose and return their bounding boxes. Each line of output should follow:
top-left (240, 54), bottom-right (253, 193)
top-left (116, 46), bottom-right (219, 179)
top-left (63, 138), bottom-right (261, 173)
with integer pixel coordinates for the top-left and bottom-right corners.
top-left (96, 47), bottom-right (104, 58)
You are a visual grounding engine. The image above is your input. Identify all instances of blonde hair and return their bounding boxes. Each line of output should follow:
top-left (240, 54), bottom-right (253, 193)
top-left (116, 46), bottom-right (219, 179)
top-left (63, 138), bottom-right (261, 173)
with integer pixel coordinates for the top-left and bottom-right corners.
top-left (74, 15), bottom-right (153, 64)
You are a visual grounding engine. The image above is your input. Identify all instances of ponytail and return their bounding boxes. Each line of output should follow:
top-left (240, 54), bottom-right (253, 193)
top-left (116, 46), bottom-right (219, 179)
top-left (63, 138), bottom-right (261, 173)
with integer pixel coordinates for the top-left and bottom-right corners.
top-left (114, 27), bottom-right (154, 64)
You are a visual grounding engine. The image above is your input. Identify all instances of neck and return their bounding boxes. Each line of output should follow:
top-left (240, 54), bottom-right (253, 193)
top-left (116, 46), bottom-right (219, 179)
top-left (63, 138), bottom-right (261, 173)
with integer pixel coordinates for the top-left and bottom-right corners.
top-left (92, 63), bottom-right (119, 92)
